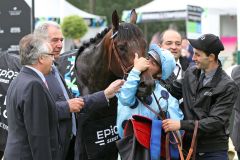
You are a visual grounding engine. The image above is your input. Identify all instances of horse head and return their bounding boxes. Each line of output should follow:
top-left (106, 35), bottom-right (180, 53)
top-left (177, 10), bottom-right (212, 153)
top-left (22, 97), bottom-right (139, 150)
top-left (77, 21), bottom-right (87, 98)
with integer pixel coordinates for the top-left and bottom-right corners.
top-left (75, 9), bottom-right (155, 98)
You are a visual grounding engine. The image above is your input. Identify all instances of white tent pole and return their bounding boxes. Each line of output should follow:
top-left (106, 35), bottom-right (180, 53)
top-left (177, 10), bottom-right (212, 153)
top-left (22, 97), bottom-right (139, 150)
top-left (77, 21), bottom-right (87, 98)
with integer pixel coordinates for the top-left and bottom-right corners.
top-left (60, 0), bottom-right (65, 52)
top-left (60, 0), bottom-right (64, 22)
top-left (237, 0), bottom-right (240, 64)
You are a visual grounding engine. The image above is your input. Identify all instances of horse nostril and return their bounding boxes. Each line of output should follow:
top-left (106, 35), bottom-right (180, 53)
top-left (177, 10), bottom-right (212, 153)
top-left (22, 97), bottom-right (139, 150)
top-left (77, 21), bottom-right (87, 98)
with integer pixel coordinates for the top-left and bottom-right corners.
top-left (139, 81), bottom-right (147, 88)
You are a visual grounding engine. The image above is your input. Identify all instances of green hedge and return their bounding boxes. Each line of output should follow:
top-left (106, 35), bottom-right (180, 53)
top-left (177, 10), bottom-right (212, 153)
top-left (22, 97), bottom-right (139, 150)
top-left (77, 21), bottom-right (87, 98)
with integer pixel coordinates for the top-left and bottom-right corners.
top-left (61, 15), bottom-right (88, 39)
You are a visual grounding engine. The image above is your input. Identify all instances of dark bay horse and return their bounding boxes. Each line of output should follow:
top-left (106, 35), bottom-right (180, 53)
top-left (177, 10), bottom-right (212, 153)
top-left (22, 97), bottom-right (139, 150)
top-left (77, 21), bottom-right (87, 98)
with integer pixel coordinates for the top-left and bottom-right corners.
top-left (75, 10), bottom-right (150, 95)
top-left (73, 9), bottom-right (154, 160)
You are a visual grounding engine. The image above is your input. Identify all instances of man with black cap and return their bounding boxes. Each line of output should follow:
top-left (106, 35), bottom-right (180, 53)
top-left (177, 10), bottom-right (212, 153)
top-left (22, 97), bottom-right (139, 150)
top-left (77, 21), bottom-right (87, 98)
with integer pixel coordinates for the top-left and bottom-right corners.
top-left (162, 33), bottom-right (238, 160)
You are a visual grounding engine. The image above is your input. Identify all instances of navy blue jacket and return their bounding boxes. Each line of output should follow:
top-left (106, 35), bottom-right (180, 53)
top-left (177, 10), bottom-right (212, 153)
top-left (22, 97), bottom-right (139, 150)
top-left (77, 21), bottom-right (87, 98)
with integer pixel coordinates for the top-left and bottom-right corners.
top-left (5, 67), bottom-right (59, 159)
top-left (45, 69), bottom-right (73, 160)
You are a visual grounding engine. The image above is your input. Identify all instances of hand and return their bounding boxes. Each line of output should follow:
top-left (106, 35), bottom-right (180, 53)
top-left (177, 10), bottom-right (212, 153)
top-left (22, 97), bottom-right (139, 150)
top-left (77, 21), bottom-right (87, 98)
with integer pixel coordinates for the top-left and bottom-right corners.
top-left (68, 98), bottom-right (84, 113)
top-left (104, 79), bottom-right (125, 99)
top-left (133, 53), bottom-right (149, 72)
top-left (162, 119), bottom-right (181, 132)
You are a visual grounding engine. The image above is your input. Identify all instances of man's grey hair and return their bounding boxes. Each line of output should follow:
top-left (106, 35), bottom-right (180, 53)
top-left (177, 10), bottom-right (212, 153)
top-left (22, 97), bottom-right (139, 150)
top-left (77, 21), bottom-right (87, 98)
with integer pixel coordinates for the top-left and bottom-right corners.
top-left (34, 21), bottom-right (61, 39)
top-left (19, 34), bottom-right (50, 65)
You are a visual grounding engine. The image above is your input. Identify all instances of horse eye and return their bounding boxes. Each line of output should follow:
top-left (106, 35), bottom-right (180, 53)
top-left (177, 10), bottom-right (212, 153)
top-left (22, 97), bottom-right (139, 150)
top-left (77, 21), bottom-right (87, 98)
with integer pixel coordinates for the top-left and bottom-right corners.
top-left (118, 45), bottom-right (127, 53)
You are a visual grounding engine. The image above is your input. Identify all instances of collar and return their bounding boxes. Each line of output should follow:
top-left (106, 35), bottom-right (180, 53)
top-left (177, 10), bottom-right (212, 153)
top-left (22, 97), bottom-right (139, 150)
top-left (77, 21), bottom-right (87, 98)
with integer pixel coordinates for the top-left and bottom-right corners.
top-left (193, 63), bottom-right (222, 88)
top-left (200, 68), bottom-right (217, 79)
top-left (25, 65), bottom-right (46, 83)
top-left (176, 59), bottom-right (181, 68)
top-left (53, 60), bottom-right (59, 66)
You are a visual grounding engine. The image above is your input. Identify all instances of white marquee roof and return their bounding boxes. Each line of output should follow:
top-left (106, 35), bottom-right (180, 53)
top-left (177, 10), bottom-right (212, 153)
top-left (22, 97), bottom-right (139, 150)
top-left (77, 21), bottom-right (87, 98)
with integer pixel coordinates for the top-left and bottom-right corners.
top-left (26, 0), bottom-right (103, 20)
top-left (136, 0), bottom-right (237, 15)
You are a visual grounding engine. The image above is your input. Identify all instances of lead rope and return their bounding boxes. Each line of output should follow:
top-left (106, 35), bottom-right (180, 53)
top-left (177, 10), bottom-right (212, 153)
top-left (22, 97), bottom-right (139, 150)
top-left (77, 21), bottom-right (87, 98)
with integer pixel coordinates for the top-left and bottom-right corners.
top-left (152, 92), bottom-right (184, 160)
top-left (140, 92), bottom-right (199, 160)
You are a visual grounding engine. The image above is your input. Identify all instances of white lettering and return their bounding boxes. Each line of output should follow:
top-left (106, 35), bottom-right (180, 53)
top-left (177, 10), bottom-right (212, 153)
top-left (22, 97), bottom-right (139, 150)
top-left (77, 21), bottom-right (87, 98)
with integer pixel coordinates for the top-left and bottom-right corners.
top-left (3, 109), bottom-right (7, 119)
top-left (0, 68), bottom-right (19, 80)
top-left (4, 96), bottom-right (6, 105)
top-left (95, 125), bottom-right (119, 146)
top-left (0, 122), bottom-right (8, 130)
top-left (104, 129), bottom-right (111, 137)
top-left (97, 131), bottom-right (104, 139)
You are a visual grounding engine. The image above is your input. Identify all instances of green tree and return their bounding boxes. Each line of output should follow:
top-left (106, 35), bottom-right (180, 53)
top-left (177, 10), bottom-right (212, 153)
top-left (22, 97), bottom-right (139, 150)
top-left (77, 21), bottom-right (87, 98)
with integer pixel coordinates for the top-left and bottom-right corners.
top-left (61, 15), bottom-right (88, 39)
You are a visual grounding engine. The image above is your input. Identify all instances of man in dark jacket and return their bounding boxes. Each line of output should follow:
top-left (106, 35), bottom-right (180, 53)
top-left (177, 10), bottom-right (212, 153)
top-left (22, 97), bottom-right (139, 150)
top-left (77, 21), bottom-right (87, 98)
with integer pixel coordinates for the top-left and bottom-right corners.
top-left (5, 34), bottom-right (59, 159)
top-left (162, 34), bottom-right (238, 160)
top-left (34, 21), bottom-right (83, 160)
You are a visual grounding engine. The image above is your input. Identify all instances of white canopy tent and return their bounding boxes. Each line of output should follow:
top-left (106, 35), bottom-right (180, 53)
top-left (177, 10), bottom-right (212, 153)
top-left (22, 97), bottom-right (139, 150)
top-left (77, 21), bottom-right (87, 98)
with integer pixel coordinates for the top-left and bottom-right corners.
top-left (35, 0), bottom-right (101, 20)
top-left (24, 0), bottom-right (107, 51)
top-left (123, 0), bottom-right (237, 23)
top-left (25, 0), bottom-right (104, 21)
top-left (135, 0), bottom-right (237, 14)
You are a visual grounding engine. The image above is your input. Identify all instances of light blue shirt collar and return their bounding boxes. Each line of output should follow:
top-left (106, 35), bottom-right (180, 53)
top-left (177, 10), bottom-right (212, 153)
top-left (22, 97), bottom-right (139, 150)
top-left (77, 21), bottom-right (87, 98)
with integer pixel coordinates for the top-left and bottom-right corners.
top-left (25, 65), bottom-right (46, 83)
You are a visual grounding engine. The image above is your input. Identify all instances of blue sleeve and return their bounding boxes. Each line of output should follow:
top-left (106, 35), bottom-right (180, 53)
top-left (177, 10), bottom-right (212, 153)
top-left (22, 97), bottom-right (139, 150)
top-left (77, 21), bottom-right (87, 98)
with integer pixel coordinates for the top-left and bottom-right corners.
top-left (117, 68), bottom-right (141, 106)
top-left (82, 91), bottom-right (109, 112)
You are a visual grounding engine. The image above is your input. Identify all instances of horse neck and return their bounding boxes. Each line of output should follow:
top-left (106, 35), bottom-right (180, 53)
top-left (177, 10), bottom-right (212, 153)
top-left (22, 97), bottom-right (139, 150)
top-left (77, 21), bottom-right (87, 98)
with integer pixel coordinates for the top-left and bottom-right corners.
top-left (76, 38), bottom-right (118, 95)
top-left (90, 39), bottom-right (119, 90)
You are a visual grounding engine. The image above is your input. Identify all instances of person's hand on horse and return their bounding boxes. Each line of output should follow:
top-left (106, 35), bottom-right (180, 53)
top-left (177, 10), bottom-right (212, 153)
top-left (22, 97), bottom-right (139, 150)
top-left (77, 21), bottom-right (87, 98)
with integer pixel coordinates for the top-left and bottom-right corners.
top-left (162, 119), bottom-right (181, 132)
top-left (104, 79), bottom-right (125, 99)
top-left (68, 98), bottom-right (84, 112)
top-left (133, 53), bottom-right (150, 72)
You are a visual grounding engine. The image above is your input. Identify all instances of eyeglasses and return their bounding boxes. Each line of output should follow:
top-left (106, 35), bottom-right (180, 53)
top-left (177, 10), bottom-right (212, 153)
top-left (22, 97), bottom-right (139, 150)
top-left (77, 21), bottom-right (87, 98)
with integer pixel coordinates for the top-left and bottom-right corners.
top-left (43, 53), bottom-right (55, 59)
top-left (47, 53), bottom-right (55, 57)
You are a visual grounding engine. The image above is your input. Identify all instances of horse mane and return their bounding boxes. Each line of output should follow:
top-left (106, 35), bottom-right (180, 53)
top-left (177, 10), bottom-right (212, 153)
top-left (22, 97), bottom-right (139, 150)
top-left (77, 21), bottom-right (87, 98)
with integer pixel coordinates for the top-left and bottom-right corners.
top-left (75, 27), bottom-right (111, 62)
top-left (75, 22), bottom-right (145, 61)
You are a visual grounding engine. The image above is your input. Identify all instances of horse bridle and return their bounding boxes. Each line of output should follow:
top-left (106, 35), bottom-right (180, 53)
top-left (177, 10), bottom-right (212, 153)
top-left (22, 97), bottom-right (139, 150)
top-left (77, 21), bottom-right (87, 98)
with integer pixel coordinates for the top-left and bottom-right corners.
top-left (109, 31), bottom-right (133, 79)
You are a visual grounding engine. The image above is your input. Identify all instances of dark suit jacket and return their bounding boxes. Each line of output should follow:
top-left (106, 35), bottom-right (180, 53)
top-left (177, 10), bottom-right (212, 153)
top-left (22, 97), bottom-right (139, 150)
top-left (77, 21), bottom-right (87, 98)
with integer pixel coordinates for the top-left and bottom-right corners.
top-left (231, 65), bottom-right (240, 152)
top-left (46, 66), bottom-right (109, 160)
top-left (45, 68), bottom-right (73, 160)
top-left (4, 67), bottom-right (59, 160)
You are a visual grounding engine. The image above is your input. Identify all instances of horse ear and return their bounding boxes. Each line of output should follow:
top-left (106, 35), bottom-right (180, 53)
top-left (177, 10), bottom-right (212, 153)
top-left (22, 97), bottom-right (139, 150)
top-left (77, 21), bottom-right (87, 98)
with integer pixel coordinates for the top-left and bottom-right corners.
top-left (112, 10), bottom-right (119, 32)
top-left (130, 9), bottom-right (137, 24)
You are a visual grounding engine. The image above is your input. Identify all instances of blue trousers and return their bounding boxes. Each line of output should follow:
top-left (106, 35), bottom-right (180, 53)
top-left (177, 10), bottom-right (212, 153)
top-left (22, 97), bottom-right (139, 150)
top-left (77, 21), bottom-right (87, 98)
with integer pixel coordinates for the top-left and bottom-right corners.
top-left (195, 150), bottom-right (228, 160)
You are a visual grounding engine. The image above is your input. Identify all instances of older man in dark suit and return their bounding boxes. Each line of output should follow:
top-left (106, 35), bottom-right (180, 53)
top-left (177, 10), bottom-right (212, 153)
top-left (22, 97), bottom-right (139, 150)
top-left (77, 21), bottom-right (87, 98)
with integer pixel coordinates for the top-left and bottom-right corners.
top-left (4, 34), bottom-right (59, 159)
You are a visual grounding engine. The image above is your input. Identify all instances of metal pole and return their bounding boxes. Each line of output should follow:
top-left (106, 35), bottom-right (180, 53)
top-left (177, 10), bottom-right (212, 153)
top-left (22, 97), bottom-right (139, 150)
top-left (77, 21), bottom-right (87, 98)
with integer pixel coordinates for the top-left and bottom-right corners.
top-left (89, 0), bottom-right (96, 14)
top-left (237, 0), bottom-right (240, 64)
top-left (144, 23), bottom-right (148, 41)
top-left (31, 0), bottom-right (35, 32)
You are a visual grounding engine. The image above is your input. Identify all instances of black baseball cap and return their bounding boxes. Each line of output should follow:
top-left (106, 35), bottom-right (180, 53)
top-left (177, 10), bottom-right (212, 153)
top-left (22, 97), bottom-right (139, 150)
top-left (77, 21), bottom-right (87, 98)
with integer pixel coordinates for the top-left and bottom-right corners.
top-left (188, 34), bottom-right (224, 55)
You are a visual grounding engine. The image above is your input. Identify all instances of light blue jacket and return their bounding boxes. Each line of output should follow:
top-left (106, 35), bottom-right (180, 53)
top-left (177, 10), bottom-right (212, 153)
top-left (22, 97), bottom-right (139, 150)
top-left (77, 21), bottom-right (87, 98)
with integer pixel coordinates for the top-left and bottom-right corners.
top-left (117, 69), bottom-right (184, 138)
